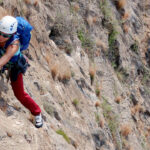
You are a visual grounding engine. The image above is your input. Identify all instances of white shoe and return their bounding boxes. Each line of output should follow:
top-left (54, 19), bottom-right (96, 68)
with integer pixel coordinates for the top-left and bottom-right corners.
top-left (35, 113), bottom-right (43, 128)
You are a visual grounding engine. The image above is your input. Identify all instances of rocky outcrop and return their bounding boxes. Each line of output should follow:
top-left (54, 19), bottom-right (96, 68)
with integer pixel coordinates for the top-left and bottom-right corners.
top-left (0, 0), bottom-right (150, 150)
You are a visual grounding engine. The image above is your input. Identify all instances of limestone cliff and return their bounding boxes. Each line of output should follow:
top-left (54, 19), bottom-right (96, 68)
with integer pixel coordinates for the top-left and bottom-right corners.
top-left (0, 0), bottom-right (150, 150)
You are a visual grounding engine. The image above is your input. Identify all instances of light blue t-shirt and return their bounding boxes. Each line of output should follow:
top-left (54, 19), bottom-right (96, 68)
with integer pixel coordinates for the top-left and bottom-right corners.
top-left (4, 34), bottom-right (21, 63)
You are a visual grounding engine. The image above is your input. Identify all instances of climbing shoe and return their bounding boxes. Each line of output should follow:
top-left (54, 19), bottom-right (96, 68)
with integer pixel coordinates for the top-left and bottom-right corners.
top-left (35, 113), bottom-right (43, 128)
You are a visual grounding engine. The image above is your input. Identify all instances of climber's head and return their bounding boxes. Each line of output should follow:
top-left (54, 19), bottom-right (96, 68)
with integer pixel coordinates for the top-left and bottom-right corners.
top-left (0, 16), bottom-right (17, 42)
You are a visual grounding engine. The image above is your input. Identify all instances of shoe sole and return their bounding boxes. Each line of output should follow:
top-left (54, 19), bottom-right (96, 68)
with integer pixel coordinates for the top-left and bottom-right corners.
top-left (35, 120), bottom-right (43, 128)
top-left (35, 123), bottom-right (43, 128)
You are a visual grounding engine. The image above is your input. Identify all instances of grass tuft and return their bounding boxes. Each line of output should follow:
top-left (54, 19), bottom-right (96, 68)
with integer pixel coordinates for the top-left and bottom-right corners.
top-left (24, 0), bottom-right (31, 4)
top-left (117, 0), bottom-right (126, 9)
top-left (99, 117), bottom-right (105, 128)
top-left (120, 124), bottom-right (132, 137)
top-left (89, 66), bottom-right (96, 85)
top-left (72, 99), bottom-right (79, 108)
top-left (122, 23), bottom-right (129, 33)
top-left (34, 0), bottom-right (38, 7)
top-left (51, 65), bottom-right (58, 80)
top-left (122, 12), bottom-right (129, 21)
top-left (115, 96), bottom-right (121, 104)
top-left (77, 29), bottom-right (94, 59)
top-left (56, 129), bottom-right (70, 144)
top-left (95, 101), bottom-right (100, 107)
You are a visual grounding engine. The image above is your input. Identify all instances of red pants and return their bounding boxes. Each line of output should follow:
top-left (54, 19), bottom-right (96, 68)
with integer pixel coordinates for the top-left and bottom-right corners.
top-left (10, 73), bottom-right (41, 116)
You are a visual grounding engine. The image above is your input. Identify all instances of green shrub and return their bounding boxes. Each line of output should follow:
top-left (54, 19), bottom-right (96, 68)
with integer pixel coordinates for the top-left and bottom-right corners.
top-left (140, 135), bottom-right (148, 150)
top-left (95, 89), bottom-right (100, 97)
top-left (141, 67), bottom-right (150, 85)
top-left (108, 29), bottom-right (119, 50)
top-left (101, 96), bottom-right (121, 149)
top-left (77, 29), bottom-right (94, 60)
top-left (101, 96), bottom-right (112, 118)
top-left (56, 129), bottom-right (70, 144)
top-left (72, 99), bottom-right (79, 107)
top-left (77, 29), bottom-right (94, 52)
top-left (94, 112), bottom-right (100, 123)
top-left (107, 28), bottom-right (120, 69)
top-left (130, 41), bottom-right (139, 54)
top-left (0, 0), bottom-right (3, 4)
top-left (77, 29), bottom-right (94, 50)
top-left (100, 0), bottom-right (120, 69)
top-left (100, 0), bottom-right (112, 21)
top-left (65, 43), bottom-right (73, 55)
top-left (116, 67), bottom-right (129, 83)
top-left (71, 71), bottom-right (75, 77)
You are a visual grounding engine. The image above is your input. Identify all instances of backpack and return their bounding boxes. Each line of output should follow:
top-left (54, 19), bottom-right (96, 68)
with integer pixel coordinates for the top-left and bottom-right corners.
top-left (16, 17), bottom-right (33, 51)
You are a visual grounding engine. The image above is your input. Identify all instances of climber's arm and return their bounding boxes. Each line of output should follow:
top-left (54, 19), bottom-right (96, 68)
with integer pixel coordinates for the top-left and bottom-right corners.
top-left (0, 40), bottom-right (19, 69)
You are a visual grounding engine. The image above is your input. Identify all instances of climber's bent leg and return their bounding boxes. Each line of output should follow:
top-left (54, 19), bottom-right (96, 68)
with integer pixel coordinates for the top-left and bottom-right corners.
top-left (10, 73), bottom-right (41, 116)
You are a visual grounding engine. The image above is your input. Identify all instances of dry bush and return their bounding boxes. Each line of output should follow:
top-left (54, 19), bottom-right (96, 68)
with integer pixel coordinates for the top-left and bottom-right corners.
top-left (95, 82), bottom-right (102, 97)
top-left (34, 0), bottom-right (38, 7)
top-left (130, 107), bottom-right (136, 115)
top-left (0, 7), bottom-right (10, 19)
top-left (64, 39), bottom-right (71, 44)
top-left (89, 66), bottom-right (96, 85)
top-left (146, 127), bottom-right (150, 135)
top-left (58, 69), bottom-right (71, 83)
top-left (64, 43), bottom-right (73, 55)
top-left (62, 70), bottom-right (71, 81)
top-left (95, 49), bottom-right (101, 57)
top-left (122, 139), bottom-right (130, 149)
top-left (93, 17), bottom-right (97, 24)
top-left (87, 15), bottom-right (93, 26)
top-left (7, 132), bottom-right (12, 137)
top-left (120, 124), bottom-right (132, 137)
top-left (53, 15), bottom-right (74, 37)
top-left (95, 101), bottom-right (100, 107)
top-left (95, 86), bottom-right (101, 97)
top-left (24, 0), bottom-right (31, 4)
top-left (99, 117), bottom-right (105, 128)
top-left (58, 74), bottom-right (63, 81)
top-left (147, 127), bottom-right (150, 133)
top-left (122, 137), bottom-right (128, 148)
top-left (22, 4), bottom-right (30, 17)
top-left (131, 103), bottom-right (144, 115)
top-left (123, 23), bottom-right (129, 33)
top-left (122, 12), bottom-right (129, 20)
top-left (131, 104), bottom-right (138, 115)
top-left (115, 96), bottom-right (121, 103)
top-left (145, 131), bottom-right (149, 138)
top-left (89, 67), bottom-right (95, 77)
top-left (96, 39), bottom-right (107, 51)
top-left (117, 0), bottom-right (126, 9)
top-left (73, 4), bottom-right (80, 12)
top-left (51, 64), bottom-right (58, 80)
top-left (45, 55), bottom-right (51, 65)
top-left (134, 36), bottom-right (140, 44)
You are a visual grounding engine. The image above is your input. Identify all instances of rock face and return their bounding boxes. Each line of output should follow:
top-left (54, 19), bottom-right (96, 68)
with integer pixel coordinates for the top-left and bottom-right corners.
top-left (0, 0), bottom-right (150, 150)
